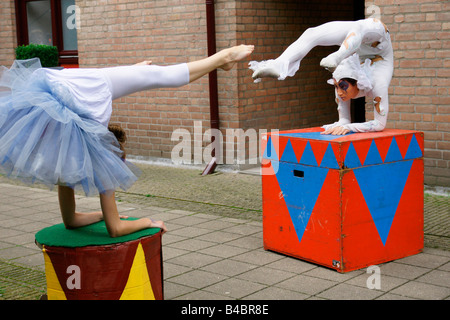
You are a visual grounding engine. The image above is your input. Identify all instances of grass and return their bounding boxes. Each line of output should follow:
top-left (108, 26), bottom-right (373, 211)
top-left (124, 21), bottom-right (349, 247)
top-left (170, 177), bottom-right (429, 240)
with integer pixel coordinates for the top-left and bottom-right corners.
top-left (0, 260), bottom-right (46, 300)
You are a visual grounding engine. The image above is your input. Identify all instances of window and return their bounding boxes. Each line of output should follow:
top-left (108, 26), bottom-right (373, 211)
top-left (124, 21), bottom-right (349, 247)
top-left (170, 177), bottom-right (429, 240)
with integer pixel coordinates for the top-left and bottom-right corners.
top-left (15, 0), bottom-right (79, 67)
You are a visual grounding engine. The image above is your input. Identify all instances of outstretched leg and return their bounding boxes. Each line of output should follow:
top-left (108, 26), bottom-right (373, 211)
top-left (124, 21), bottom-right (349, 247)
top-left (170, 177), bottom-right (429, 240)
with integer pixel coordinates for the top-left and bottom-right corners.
top-left (187, 44), bottom-right (255, 82)
top-left (250, 21), bottom-right (356, 81)
top-left (103, 45), bottom-right (254, 100)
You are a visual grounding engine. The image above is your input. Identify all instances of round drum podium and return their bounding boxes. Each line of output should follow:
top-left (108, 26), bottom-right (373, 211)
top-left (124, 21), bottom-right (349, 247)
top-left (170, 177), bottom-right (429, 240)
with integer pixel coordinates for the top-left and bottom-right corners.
top-left (35, 218), bottom-right (163, 300)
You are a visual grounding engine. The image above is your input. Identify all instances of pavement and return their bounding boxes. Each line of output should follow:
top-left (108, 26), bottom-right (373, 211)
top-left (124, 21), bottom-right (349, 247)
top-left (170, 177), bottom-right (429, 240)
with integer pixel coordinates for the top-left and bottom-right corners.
top-left (0, 161), bottom-right (449, 301)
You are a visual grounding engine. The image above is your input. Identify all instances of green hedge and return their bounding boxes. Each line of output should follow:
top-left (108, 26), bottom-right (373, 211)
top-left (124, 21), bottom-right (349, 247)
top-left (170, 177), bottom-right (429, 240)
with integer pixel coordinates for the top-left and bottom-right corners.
top-left (15, 44), bottom-right (59, 67)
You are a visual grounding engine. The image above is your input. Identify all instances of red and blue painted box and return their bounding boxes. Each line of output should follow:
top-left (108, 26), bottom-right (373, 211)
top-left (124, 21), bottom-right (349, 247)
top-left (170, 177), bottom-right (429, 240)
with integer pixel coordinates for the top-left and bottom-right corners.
top-left (261, 127), bottom-right (424, 272)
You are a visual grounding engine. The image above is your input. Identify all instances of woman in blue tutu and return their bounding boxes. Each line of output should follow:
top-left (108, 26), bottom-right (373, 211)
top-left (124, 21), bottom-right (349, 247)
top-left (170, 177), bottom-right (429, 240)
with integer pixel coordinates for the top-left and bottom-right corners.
top-left (0, 44), bottom-right (254, 237)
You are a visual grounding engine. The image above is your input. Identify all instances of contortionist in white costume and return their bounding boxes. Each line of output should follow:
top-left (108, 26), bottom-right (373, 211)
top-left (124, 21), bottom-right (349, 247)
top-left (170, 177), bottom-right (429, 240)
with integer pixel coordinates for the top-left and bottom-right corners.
top-left (249, 18), bottom-right (394, 135)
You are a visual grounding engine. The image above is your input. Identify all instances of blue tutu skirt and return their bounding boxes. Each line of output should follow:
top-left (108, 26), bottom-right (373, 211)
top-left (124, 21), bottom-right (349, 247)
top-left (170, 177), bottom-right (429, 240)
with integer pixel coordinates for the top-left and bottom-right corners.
top-left (0, 59), bottom-right (139, 196)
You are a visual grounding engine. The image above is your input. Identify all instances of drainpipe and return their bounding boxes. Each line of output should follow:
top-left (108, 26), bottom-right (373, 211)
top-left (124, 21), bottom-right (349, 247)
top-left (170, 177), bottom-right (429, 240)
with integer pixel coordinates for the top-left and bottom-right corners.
top-left (201, 0), bottom-right (219, 176)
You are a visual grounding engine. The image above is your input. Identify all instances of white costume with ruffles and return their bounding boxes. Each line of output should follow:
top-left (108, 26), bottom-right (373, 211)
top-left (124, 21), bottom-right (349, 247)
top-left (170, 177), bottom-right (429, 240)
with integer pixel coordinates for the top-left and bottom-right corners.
top-left (249, 18), bottom-right (393, 133)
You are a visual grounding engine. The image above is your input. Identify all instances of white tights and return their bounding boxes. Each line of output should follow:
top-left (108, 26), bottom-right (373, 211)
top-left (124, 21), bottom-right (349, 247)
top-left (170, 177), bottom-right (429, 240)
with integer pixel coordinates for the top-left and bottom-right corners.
top-left (276, 21), bottom-right (357, 78)
top-left (101, 63), bottom-right (190, 100)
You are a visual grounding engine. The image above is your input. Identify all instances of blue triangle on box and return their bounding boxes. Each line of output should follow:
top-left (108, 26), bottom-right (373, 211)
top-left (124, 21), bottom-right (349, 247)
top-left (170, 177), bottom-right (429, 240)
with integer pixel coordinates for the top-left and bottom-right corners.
top-left (263, 136), bottom-right (278, 161)
top-left (299, 141), bottom-right (318, 166)
top-left (353, 160), bottom-right (413, 245)
top-left (280, 139), bottom-right (298, 163)
top-left (404, 134), bottom-right (422, 160)
top-left (344, 142), bottom-right (361, 168)
top-left (320, 143), bottom-right (339, 169)
top-left (363, 140), bottom-right (383, 166)
top-left (275, 164), bottom-right (329, 243)
top-left (384, 137), bottom-right (403, 163)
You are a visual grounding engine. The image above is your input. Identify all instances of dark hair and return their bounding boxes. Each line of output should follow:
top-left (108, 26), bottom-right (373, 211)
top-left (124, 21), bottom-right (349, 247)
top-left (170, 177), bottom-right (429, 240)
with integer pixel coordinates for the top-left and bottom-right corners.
top-left (108, 124), bottom-right (127, 159)
top-left (341, 78), bottom-right (357, 86)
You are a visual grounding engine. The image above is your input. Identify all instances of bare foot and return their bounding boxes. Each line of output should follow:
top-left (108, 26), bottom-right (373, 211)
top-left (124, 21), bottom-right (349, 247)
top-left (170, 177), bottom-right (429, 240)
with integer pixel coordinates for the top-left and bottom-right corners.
top-left (220, 45), bottom-right (254, 71)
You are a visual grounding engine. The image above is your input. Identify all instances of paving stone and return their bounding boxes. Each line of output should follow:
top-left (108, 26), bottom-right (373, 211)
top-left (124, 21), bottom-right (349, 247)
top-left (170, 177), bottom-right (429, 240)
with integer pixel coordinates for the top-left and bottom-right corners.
top-left (201, 259), bottom-right (258, 277)
top-left (168, 270), bottom-right (228, 289)
top-left (242, 286), bottom-right (309, 300)
top-left (415, 270), bottom-right (450, 288)
top-left (236, 266), bottom-right (296, 286)
top-left (345, 272), bottom-right (409, 292)
top-left (198, 244), bottom-right (250, 259)
top-left (168, 238), bottom-right (216, 252)
top-left (195, 230), bottom-right (244, 244)
top-left (276, 274), bottom-right (338, 296)
top-left (231, 249), bottom-right (284, 266)
top-left (390, 281), bottom-right (450, 300)
top-left (166, 252), bottom-right (222, 269)
top-left (317, 283), bottom-right (384, 300)
top-left (396, 252), bottom-right (450, 269)
top-left (378, 261), bottom-right (431, 280)
top-left (203, 277), bottom-right (266, 299)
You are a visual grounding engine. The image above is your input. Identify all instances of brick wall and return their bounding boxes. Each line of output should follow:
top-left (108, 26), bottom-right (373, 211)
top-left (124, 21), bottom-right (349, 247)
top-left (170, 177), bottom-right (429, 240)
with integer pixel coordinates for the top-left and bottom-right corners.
top-left (0, 1), bottom-right (17, 66)
top-left (370, 0), bottom-right (449, 186)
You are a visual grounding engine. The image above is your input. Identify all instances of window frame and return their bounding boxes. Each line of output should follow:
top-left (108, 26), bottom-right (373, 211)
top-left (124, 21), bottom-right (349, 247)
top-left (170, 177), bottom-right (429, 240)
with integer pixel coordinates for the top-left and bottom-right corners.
top-left (15, 0), bottom-right (79, 66)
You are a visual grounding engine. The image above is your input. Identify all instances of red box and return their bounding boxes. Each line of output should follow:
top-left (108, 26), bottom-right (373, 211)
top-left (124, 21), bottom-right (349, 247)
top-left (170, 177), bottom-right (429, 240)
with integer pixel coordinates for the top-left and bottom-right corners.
top-left (261, 127), bottom-right (424, 272)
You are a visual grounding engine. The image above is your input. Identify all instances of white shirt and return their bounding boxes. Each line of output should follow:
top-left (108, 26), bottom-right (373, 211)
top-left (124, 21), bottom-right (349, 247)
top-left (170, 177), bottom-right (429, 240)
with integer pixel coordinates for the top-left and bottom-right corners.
top-left (43, 68), bottom-right (113, 127)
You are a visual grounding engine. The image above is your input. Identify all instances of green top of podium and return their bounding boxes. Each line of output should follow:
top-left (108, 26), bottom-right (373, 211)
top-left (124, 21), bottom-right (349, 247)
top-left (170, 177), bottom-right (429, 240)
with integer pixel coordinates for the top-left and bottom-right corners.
top-left (35, 218), bottom-right (160, 248)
